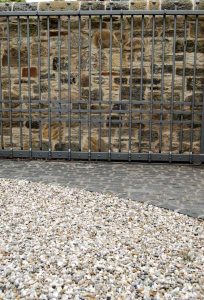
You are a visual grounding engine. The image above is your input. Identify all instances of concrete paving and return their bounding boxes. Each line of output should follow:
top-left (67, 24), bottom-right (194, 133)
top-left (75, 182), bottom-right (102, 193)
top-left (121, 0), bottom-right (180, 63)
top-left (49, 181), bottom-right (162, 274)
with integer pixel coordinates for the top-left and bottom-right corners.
top-left (0, 159), bottom-right (203, 219)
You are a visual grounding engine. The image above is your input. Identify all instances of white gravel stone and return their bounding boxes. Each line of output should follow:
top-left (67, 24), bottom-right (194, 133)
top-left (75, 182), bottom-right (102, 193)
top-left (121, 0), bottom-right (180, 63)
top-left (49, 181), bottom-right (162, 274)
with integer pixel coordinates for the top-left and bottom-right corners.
top-left (0, 178), bottom-right (204, 300)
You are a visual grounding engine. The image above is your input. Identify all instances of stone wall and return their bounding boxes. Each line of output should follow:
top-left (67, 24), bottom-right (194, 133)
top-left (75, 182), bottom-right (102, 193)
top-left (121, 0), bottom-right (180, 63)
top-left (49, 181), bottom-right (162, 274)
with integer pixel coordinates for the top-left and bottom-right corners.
top-left (0, 0), bottom-right (204, 154)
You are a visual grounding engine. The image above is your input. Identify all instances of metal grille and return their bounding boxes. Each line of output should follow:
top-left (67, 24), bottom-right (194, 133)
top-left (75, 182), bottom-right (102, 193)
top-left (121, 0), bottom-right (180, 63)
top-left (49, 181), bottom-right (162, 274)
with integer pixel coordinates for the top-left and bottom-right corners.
top-left (0, 9), bottom-right (204, 163)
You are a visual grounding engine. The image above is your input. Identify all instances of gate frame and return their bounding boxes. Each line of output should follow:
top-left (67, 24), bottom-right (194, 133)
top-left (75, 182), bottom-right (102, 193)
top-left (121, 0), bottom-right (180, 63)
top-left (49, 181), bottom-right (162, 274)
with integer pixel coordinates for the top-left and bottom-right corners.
top-left (0, 9), bottom-right (204, 163)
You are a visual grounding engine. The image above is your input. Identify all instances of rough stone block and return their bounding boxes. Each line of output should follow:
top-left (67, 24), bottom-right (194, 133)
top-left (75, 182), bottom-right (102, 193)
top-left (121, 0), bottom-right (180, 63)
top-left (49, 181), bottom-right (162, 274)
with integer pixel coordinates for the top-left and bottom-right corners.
top-left (197, 0), bottom-right (204, 9)
top-left (82, 88), bottom-right (102, 101)
top-left (33, 84), bottom-right (48, 94)
top-left (161, 0), bottom-right (193, 10)
top-left (130, 0), bottom-right (147, 10)
top-left (2, 48), bottom-right (28, 67)
top-left (114, 77), bottom-right (128, 85)
top-left (106, 115), bottom-right (121, 128)
top-left (187, 78), bottom-right (204, 91)
top-left (22, 67), bottom-right (38, 78)
top-left (121, 87), bottom-right (143, 99)
top-left (13, 3), bottom-right (37, 11)
top-left (176, 68), bottom-right (204, 76)
top-left (53, 57), bottom-right (69, 71)
top-left (176, 40), bottom-right (204, 53)
top-left (149, 0), bottom-right (160, 10)
top-left (39, 1), bottom-right (79, 11)
top-left (25, 121), bottom-right (39, 129)
top-left (0, 3), bottom-right (12, 11)
top-left (81, 2), bottom-right (105, 10)
top-left (106, 1), bottom-right (129, 10)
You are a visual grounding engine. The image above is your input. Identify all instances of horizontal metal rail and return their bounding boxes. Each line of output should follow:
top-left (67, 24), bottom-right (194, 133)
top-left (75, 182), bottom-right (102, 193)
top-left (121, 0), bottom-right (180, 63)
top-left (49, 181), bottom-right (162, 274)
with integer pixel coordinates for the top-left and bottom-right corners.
top-left (0, 10), bottom-right (204, 17)
top-left (0, 150), bottom-right (203, 163)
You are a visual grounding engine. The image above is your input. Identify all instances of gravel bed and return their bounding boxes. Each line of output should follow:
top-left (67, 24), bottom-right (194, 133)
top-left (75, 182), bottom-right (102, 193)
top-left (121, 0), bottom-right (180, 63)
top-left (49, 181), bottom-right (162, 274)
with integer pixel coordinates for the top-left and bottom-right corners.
top-left (0, 178), bottom-right (204, 300)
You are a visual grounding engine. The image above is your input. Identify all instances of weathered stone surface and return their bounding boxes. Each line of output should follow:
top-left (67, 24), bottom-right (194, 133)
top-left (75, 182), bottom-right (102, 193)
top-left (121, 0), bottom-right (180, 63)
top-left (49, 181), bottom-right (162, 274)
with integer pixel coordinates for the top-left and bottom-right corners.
top-left (149, 0), bottom-right (160, 10)
top-left (187, 78), bottom-right (204, 91)
top-left (33, 84), bottom-right (48, 94)
top-left (22, 67), bottom-right (38, 78)
top-left (130, 0), bottom-right (147, 10)
top-left (25, 121), bottom-right (40, 129)
top-left (106, 1), bottom-right (129, 10)
top-left (53, 57), bottom-right (69, 71)
top-left (176, 40), bottom-right (204, 53)
top-left (81, 88), bottom-right (103, 101)
top-left (161, 0), bottom-right (192, 10)
top-left (2, 48), bottom-right (28, 67)
top-left (13, 3), bottom-right (38, 11)
top-left (0, 3), bottom-right (12, 11)
top-left (176, 68), bottom-right (204, 77)
top-left (81, 2), bottom-right (105, 10)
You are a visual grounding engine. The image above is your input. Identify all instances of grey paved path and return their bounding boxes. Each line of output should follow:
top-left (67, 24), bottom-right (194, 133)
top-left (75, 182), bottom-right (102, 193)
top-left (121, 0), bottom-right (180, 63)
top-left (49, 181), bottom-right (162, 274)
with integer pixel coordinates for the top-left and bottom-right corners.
top-left (0, 159), bottom-right (204, 219)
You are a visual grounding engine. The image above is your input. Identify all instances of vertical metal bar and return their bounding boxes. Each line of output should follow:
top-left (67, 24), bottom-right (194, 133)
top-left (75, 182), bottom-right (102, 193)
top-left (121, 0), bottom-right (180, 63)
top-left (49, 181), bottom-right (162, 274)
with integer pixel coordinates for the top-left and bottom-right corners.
top-left (149, 14), bottom-right (155, 155)
top-left (190, 12), bottom-right (199, 153)
top-left (68, 15), bottom-right (71, 158)
top-left (128, 14), bottom-right (133, 160)
top-left (78, 15), bottom-right (81, 151)
top-left (17, 16), bottom-right (23, 150)
top-left (179, 14), bottom-right (187, 154)
top-left (139, 15), bottom-right (144, 153)
top-left (170, 10), bottom-right (177, 155)
top-left (0, 35), bottom-right (3, 149)
top-left (7, 16), bottom-right (12, 153)
top-left (47, 16), bottom-right (51, 155)
top-left (159, 14), bottom-right (166, 153)
top-left (27, 16), bottom-right (32, 156)
top-left (37, 15), bottom-right (42, 150)
top-left (119, 14), bottom-right (123, 152)
top-left (108, 5), bottom-right (113, 160)
top-left (88, 6), bottom-right (92, 158)
top-left (98, 14), bottom-right (102, 151)
top-left (201, 86), bottom-right (204, 154)
top-left (58, 16), bottom-right (62, 149)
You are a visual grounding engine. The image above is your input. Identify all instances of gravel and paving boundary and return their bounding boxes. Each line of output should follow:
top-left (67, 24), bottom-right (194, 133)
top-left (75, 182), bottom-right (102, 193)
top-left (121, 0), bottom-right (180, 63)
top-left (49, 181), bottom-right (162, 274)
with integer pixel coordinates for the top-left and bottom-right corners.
top-left (0, 178), bottom-right (204, 300)
top-left (0, 160), bottom-right (203, 219)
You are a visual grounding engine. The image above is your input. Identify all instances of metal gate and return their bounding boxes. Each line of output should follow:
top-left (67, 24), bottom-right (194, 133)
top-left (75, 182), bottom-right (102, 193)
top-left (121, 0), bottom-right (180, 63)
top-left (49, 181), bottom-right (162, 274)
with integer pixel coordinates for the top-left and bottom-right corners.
top-left (0, 8), bottom-right (204, 163)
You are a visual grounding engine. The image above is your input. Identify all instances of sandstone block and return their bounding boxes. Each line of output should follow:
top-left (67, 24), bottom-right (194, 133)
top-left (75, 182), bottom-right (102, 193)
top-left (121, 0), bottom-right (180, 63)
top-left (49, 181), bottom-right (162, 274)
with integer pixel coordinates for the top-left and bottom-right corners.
top-left (22, 67), bottom-right (38, 78)
top-left (130, 0), bottom-right (147, 10)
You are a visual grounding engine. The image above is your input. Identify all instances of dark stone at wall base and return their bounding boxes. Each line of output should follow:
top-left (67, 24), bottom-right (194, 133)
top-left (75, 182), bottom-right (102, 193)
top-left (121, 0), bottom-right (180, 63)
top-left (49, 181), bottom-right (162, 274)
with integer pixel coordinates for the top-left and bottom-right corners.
top-left (141, 130), bottom-right (159, 143)
top-left (55, 142), bottom-right (80, 151)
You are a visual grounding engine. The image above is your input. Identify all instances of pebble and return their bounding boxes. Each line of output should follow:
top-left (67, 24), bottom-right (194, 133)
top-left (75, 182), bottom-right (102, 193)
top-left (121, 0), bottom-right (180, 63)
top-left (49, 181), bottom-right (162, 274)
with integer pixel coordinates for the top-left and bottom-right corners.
top-left (0, 178), bottom-right (204, 299)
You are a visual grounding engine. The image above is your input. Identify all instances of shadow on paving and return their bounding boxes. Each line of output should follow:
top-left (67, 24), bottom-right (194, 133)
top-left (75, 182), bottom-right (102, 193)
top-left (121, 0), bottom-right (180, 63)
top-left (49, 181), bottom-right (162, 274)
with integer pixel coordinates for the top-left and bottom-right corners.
top-left (0, 159), bottom-right (204, 219)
